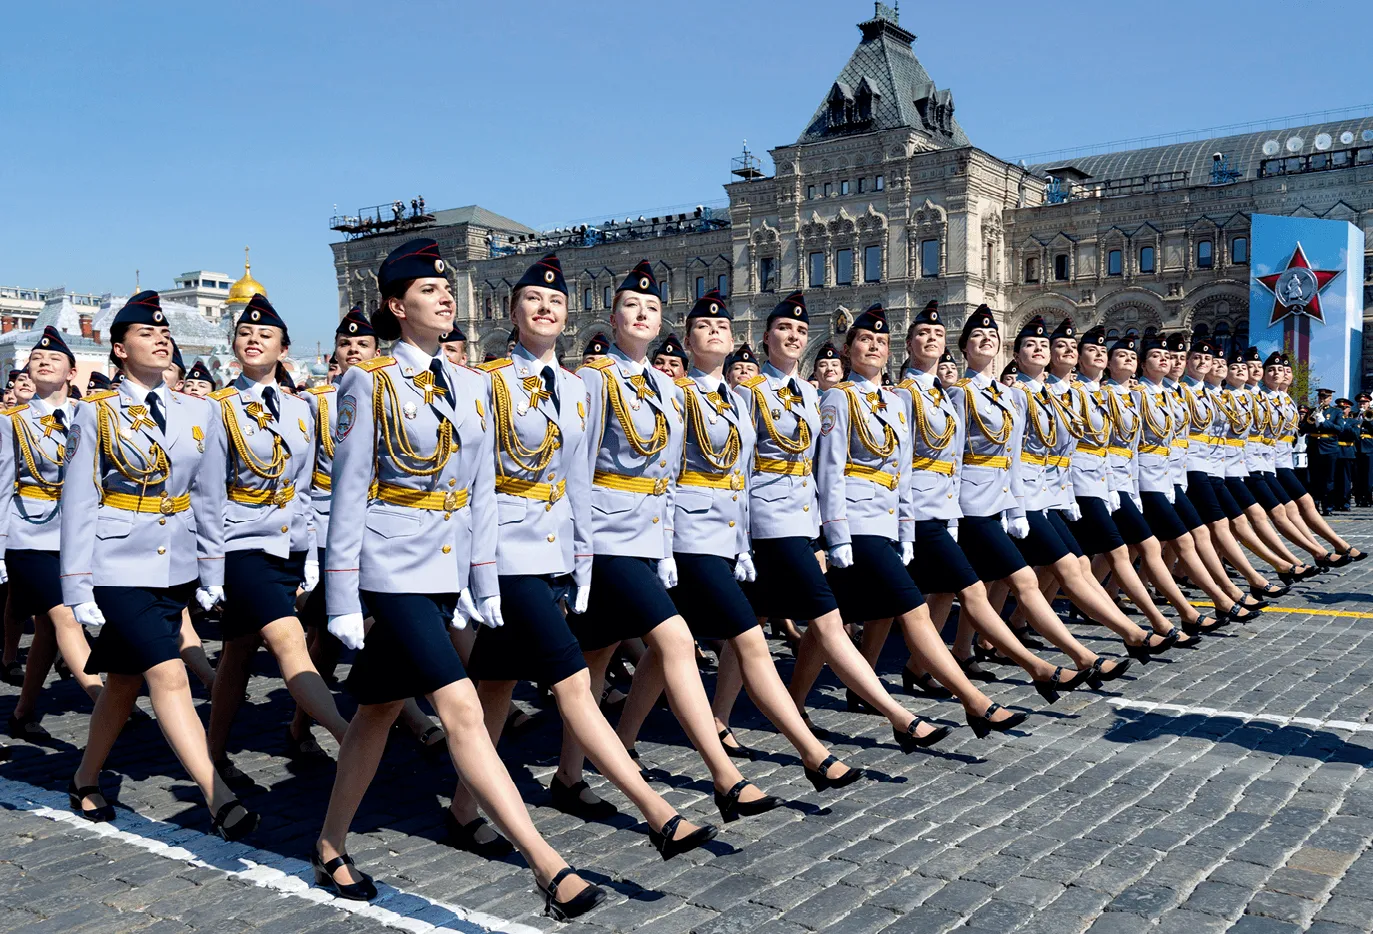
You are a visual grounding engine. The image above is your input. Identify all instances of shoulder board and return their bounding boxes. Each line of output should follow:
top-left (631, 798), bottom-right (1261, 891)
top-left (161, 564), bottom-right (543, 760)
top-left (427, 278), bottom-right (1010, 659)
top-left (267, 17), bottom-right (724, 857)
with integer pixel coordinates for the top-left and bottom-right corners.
top-left (741, 374), bottom-right (766, 389)
top-left (834, 381), bottom-right (855, 390)
top-left (83, 390), bottom-right (119, 403)
top-left (208, 387), bottom-right (238, 401)
top-left (305, 384), bottom-right (336, 396)
top-left (953, 378), bottom-right (972, 389)
top-left (357, 356), bottom-right (395, 373)
top-left (897, 378), bottom-right (917, 391)
top-left (477, 357), bottom-right (511, 373)
top-left (673, 376), bottom-right (694, 388)
top-left (579, 358), bottom-right (615, 372)
top-left (0, 403), bottom-right (29, 416)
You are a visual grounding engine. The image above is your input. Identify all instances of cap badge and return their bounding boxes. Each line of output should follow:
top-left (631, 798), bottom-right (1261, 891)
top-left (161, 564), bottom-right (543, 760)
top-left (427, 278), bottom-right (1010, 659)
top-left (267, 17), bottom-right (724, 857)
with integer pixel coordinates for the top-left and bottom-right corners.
top-left (434, 258), bottom-right (446, 273)
top-left (543, 270), bottom-right (555, 284)
top-left (639, 277), bottom-right (650, 290)
top-left (153, 311), bottom-right (165, 323)
top-left (250, 310), bottom-right (261, 322)
top-left (709, 303), bottom-right (719, 313)
top-left (874, 320), bottom-right (883, 331)
top-left (348, 323), bottom-right (357, 333)
top-left (931, 311), bottom-right (939, 322)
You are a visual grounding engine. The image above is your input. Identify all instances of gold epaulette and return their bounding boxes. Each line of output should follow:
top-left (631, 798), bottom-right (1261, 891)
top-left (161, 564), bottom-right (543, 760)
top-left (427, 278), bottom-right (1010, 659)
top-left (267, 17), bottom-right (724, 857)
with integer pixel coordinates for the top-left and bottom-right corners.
top-left (82, 390), bottom-right (118, 403)
top-left (0, 403), bottom-right (28, 416)
top-left (305, 384), bottom-right (336, 395)
top-left (741, 374), bottom-right (766, 389)
top-left (478, 357), bottom-right (511, 373)
top-left (953, 378), bottom-right (972, 388)
top-left (834, 381), bottom-right (854, 389)
top-left (579, 357), bottom-right (615, 372)
top-left (208, 387), bottom-right (238, 401)
top-left (673, 376), bottom-right (694, 388)
top-left (897, 378), bottom-right (917, 391)
top-left (357, 356), bottom-right (395, 372)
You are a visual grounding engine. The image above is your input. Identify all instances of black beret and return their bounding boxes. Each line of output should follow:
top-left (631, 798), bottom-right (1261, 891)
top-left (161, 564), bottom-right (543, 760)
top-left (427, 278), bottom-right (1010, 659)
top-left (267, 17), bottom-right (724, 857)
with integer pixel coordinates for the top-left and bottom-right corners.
top-left (729, 342), bottom-right (758, 366)
top-left (336, 307), bottom-right (376, 339)
top-left (653, 333), bottom-right (688, 363)
top-left (1079, 326), bottom-right (1107, 348)
top-left (439, 324), bottom-right (466, 343)
top-left (33, 326), bottom-right (75, 365)
top-left (87, 371), bottom-right (112, 391)
top-left (1164, 332), bottom-right (1187, 353)
top-left (910, 300), bottom-right (941, 329)
top-left (186, 360), bottom-right (215, 385)
top-left (616, 260), bottom-right (659, 297)
top-left (1188, 335), bottom-right (1216, 355)
top-left (1050, 318), bottom-right (1076, 342)
top-left (170, 339), bottom-right (186, 373)
top-left (687, 288), bottom-right (731, 320)
top-left (1263, 350), bottom-right (1284, 368)
top-left (584, 333), bottom-right (610, 356)
top-left (1243, 345), bottom-right (1263, 363)
top-left (378, 238), bottom-right (446, 295)
top-left (1226, 341), bottom-right (1246, 365)
top-left (514, 253), bottom-right (568, 296)
top-left (1016, 315), bottom-right (1048, 342)
top-left (768, 291), bottom-right (808, 325)
top-left (816, 342), bottom-right (840, 361)
top-left (938, 349), bottom-right (956, 365)
top-left (1110, 335), bottom-right (1139, 355)
top-left (852, 302), bottom-right (888, 334)
top-left (112, 290), bottom-right (168, 335)
top-left (1001, 361), bottom-right (1019, 380)
top-left (237, 293), bottom-right (288, 336)
top-left (1139, 334), bottom-right (1166, 355)
top-left (959, 304), bottom-right (998, 345)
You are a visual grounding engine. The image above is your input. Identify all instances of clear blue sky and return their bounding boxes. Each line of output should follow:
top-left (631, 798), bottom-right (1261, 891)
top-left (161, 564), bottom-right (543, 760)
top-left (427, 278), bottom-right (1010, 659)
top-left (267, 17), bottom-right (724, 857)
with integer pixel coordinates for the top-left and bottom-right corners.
top-left (3, 0), bottom-right (1370, 354)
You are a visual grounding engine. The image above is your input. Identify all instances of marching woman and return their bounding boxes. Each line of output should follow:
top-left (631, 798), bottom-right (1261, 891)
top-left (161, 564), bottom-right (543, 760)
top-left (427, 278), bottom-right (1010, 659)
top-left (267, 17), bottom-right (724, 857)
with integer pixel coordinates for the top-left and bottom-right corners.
top-left (893, 306), bottom-right (1095, 703)
top-left (803, 303), bottom-right (1020, 739)
top-left (445, 259), bottom-right (718, 861)
top-left (565, 260), bottom-right (779, 825)
top-left (949, 310), bottom-right (1136, 685)
top-left (61, 292), bottom-right (257, 838)
top-left (319, 241), bottom-right (606, 918)
top-left (2, 329), bottom-right (108, 742)
top-left (201, 294), bottom-right (350, 782)
top-left (613, 289), bottom-right (862, 787)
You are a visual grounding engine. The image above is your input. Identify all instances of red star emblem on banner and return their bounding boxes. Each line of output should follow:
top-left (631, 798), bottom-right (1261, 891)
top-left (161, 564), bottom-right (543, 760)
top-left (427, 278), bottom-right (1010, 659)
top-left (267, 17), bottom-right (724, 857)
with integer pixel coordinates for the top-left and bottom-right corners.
top-left (1254, 242), bottom-right (1342, 328)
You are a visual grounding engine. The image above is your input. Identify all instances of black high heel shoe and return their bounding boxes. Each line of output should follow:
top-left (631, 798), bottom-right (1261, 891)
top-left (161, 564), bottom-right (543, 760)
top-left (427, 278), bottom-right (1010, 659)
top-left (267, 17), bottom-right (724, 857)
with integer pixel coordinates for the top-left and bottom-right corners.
top-left (7, 713), bottom-right (51, 742)
top-left (68, 778), bottom-right (114, 823)
top-left (1085, 656), bottom-right (1132, 689)
top-left (902, 667), bottom-right (953, 699)
top-left (1226, 603), bottom-right (1260, 624)
top-left (1010, 626), bottom-right (1048, 651)
top-left (1125, 633), bottom-right (1172, 664)
top-left (1181, 616), bottom-right (1224, 637)
top-left (1318, 552), bottom-right (1351, 569)
top-left (211, 800), bottom-right (259, 841)
top-left (313, 847), bottom-right (377, 902)
top-left (538, 867), bottom-right (607, 921)
top-left (714, 780), bottom-right (781, 823)
top-left (718, 729), bottom-right (755, 761)
top-left (805, 755), bottom-right (864, 792)
top-left (1338, 547), bottom-right (1367, 562)
top-left (1277, 569), bottom-right (1300, 587)
top-left (1032, 666), bottom-right (1092, 704)
top-left (956, 656), bottom-right (997, 683)
top-left (648, 815), bottom-right (718, 860)
top-left (973, 643), bottom-right (1013, 665)
top-left (845, 689), bottom-right (879, 715)
top-left (1295, 564), bottom-right (1321, 580)
top-left (967, 703), bottom-right (1028, 739)
top-left (893, 717), bottom-right (951, 753)
top-left (443, 809), bottom-right (514, 859)
top-left (550, 776), bottom-right (618, 821)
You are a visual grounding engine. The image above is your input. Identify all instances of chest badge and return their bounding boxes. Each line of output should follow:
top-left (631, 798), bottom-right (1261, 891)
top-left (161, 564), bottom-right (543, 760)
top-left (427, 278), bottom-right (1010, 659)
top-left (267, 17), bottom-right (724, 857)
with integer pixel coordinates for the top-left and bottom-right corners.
top-left (402, 401), bottom-right (418, 420)
top-left (192, 425), bottom-right (205, 453)
top-left (244, 401), bottom-right (272, 430)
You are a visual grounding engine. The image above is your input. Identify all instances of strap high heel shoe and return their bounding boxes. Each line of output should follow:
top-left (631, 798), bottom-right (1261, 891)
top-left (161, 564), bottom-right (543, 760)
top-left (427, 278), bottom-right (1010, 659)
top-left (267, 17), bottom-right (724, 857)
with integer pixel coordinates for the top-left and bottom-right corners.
top-left (1317, 552), bottom-right (1351, 569)
top-left (718, 728), bottom-right (755, 761)
top-left (805, 755), bottom-right (864, 792)
top-left (893, 717), bottom-right (951, 752)
top-left (68, 778), bottom-right (114, 823)
top-left (956, 656), bottom-right (998, 683)
top-left (1033, 666), bottom-right (1093, 704)
top-left (903, 667), bottom-right (953, 699)
top-left (1084, 656), bottom-right (1131, 690)
top-left (443, 809), bottom-right (514, 859)
top-left (649, 815), bottom-right (718, 860)
top-left (967, 703), bottom-right (1028, 739)
top-left (211, 800), bottom-right (259, 842)
top-left (845, 689), bottom-right (879, 715)
top-left (539, 868), bottom-right (607, 921)
top-left (1181, 616), bottom-right (1224, 638)
top-left (550, 775), bottom-right (618, 821)
top-left (1125, 633), bottom-right (1172, 664)
top-left (313, 847), bottom-right (378, 902)
top-left (714, 780), bottom-right (781, 823)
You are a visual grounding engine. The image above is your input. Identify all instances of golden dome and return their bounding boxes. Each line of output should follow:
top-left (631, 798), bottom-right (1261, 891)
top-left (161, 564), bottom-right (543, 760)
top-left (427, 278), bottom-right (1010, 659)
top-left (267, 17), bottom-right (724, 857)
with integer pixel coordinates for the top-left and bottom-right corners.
top-left (227, 246), bottom-right (267, 305)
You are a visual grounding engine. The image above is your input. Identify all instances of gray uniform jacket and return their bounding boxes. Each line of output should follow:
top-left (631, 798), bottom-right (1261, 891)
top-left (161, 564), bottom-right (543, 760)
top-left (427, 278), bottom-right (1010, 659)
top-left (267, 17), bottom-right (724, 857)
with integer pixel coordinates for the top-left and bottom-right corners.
top-left (577, 344), bottom-right (682, 560)
top-left (1163, 379), bottom-right (1190, 490)
top-left (201, 376), bottom-right (315, 557)
top-left (1101, 379), bottom-right (1141, 500)
top-left (303, 384), bottom-right (338, 543)
top-left (1179, 377), bottom-right (1222, 477)
top-left (740, 362), bottom-right (822, 541)
top-left (483, 343), bottom-right (593, 588)
top-left (0, 397), bottom-right (75, 552)
top-left (1133, 378), bottom-right (1176, 495)
top-left (947, 370), bottom-right (1025, 521)
top-left (894, 369), bottom-right (962, 524)
top-left (1246, 385), bottom-right (1278, 473)
top-left (1273, 390), bottom-right (1298, 469)
top-left (1068, 377), bottom-right (1117, 501)
top-left (817, 375), bottom-right (912, 546)
top-left (1215, 384), bottom-right (1252, 479)
top-left (60, 382), bottom-right (224, 605)
top-left (674, 370), bottom-right (753, 557)
top-left (1011, 374), bottom-right (1068, 513)
top-left (324, 340), bottom-right (498, 617)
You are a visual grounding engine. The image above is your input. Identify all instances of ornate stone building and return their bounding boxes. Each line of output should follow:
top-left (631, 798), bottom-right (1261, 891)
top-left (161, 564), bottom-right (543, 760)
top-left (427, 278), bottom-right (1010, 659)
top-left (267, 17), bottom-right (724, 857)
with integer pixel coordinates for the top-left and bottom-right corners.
top-left (328, 4), bottom-right (1373, 386)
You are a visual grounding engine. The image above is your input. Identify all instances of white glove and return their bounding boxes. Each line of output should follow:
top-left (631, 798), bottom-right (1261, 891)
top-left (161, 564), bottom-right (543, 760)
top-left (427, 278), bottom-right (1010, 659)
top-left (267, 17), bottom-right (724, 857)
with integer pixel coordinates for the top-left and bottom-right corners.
top-left (1066, 502), bottom-right (1082, 522)
top-left (1008, 516), bottom-right (1030, 539)
top-left (733, 552), bottom-right (757, 582)
top-left (72, 602), bottom-right (106, 627)
top-left (900, 541), bottom-right (914, 565)
top-left (195, 586), bottom-right (224, 612)
top-left (657, 556), bottom-right (678, 589)
top-left (0, 559), bottom-right (7, 585)
top-left (1131, 493), bottom-right (1143, 512)
top-left (302, 557), bottom-right (319, 592)
top-left (1108, 490), bottom-right (1121, 513)
top-left (828, 544), bottom-right (854, 569)
top-left (1165, 487), bottom-right (1175, 504)
top-left (1000, 513), bottom-right (1009, 533)
top-left (478, 596), bottom-right (504, 629)
top-left (327, 613), bottom-right (365, 650)
top-left (1314, 413), bottom-right (1326, 425)
top-left (570, 583), bottom-right (590, 615)
top-left (455, 588), bottom-right (482, 629)
top-left (947, 521), bottom-right (958, 543)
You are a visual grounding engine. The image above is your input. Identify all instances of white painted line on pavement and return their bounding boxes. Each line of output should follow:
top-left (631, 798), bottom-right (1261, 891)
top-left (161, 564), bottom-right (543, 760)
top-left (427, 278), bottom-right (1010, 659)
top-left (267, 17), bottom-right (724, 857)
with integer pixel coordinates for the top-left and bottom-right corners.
top-left (0, 776), bottom-right (542, 934)
top-left (1107, 698), bottom-right (1373, 733)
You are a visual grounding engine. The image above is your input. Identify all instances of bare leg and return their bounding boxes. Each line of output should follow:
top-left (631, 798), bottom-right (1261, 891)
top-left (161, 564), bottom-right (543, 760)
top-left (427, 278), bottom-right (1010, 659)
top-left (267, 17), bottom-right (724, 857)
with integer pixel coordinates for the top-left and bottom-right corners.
top-left (317, 701), bottom-right (404, 886)
top-left (1158, 532), bottom-right (1240, 614)
top-left (1208, 519), bottom-right (1273, 588)
top-left (1130, 537), bottom-right (1209, 625)
top-left (1004, 567), bottom-right (1116, 670)
top-left (894, 606), bottom-right (1016, 721)
top-left (946, 584), bottom-right (1060, 680)
top-left (72, 672), bottom-right (141, 805)
top-left (207, 633), bottom-right (258, 763)
top-left (259, 616), bottom-right (348, 743)
top-left (12, 615), bottom-right (60, 721)
top-left (1295, 493), bottom-right (1354, 552)
top-left (1267, 500), bottom-right (1331, 559)
top-left (1056, 550), bottom-right (1163, 639)
top-left (177, 609), bottom-right (215, 691)
top-left (1188, 523), bottom-right (1247, 602)
top-left (1230, 514), bottom-right (1296, 572)
top-left (2, 589), bottom-right (19, 668)
top-left (709, 640), bottom-right (745, 734)
top-left (1243, 504), bottom-right (1304, 567)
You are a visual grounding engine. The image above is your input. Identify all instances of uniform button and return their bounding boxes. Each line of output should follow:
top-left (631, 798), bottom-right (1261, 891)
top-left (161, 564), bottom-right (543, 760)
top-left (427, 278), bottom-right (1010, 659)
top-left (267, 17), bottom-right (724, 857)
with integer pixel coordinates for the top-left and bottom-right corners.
top-left (802, 481), bottom-right (808, 488)
top-left (1003, 487), bottom-right (1009, 493)
top-left (158, 518), bottom-right (166, 526)
top-left (443, 513), bottom-right (451, 521)
top-left (732, 494), bottom-right (738, 501)
top-left (448, 478), bottom-right (456, 487)
top-left (660, 460), bottom-right (667, 468)
top-left (157, 546), bottom-right (166, 555)
top-left (545, 504), bottom-right (553, 512)
top-left (547, 534), bottom-right (556, 542)
top-left (548, 472), bottom-right (555, 480)
top-left (947, 493), bottom-right (954, 499)
top-left (652, 517), bottom-right (660, 523)
top-left (281, 525), bottom-right (289, 533)
top-left (442, 545), bottom-right (452, 554)
top-left (729, 520), bottom-right (736, 527)
top-left (803, 505), bottom-right (810, 512)
top-left (889, 508), bottom-right (895, 515)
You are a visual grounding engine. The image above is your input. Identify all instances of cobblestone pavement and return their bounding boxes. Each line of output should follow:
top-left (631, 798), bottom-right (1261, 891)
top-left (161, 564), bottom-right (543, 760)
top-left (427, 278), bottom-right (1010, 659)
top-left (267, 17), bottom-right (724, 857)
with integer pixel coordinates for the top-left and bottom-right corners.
top-left (5, 520), bottom-right (1373, 933)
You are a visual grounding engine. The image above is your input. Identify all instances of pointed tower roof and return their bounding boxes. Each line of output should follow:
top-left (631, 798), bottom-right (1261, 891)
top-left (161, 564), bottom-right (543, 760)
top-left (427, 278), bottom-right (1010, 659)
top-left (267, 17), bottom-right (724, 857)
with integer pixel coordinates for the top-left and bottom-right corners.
top-left (798, 3), bottom-right (969, 148)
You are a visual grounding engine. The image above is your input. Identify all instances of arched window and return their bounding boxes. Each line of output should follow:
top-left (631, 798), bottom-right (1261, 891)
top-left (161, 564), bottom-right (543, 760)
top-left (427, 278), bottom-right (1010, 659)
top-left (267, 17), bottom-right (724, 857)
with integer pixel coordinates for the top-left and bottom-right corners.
top-left (1025, 256), bottom-right (1039, 283)
top-left (1125, 327), bottom-right (1139, 338)
top-left (1197, 240), bottom-right (1214, 268)
top-left (1143, 325), bottom-right (1157, 338)
top-left (1106, 327), bottom-right (1120, 339)
top-left (1193, 323), bottom-right (1209, 338)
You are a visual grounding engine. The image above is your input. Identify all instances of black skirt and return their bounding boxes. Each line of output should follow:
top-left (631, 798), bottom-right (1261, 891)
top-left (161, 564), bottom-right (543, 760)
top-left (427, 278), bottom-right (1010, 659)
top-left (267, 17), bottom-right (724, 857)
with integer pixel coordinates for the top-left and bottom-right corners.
top-left (1014, 510), bottom-right (1072, 566)
top-left (1068, 496), bottom-right (1126, 556)
top-left (1172, 485), bottom-right (1205, 531)
top-left (1139, 491), bottom-right (1188, 542)
top-left (1213, 476), bottom-right (1245, 520)
top-left (1186, 471), bottom-right (1225, 523)
top-left (1111, 496), bottom-right (1154, 546)
top-left (346, 591), bottom-right (466, 705)
top-left (958, 514), bottom-right (1030, 582)
top-left (1249, 472), bottom-right (1287, 507)
top-left (743, 536), bottom-right (839, 622)
top-left (1048, 509), bottom-right (1085, 557)
top-left (569, 555), bottom-right (679, 651)
top-left (827, 535), bottom-right (925, 620)
top-left (5, 549), bottom-right (63, 618)
top-left (222, 549), bottom-right (306, 639)
top-left (1225, 476), bottom-right (1259, 511)
top-left (85, 583), bottom-right (197, 676)
top-left (1276, 467), bottom-right (1308, 501)
top-left (671, 553), bottom-right (760, 640)
top-left (909, 520), bottom-right (978, 594)
top-left (468, 575), bottom-right (587, 685)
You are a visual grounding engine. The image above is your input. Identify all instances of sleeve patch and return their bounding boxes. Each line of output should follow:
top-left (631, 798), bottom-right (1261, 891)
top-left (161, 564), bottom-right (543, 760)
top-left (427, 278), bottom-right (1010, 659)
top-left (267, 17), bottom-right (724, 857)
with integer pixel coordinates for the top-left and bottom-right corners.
top-left (336, 395), bottom-right (358, 442)
top-left (67, 424), bottom-right (80, 457)
top-left (820, 405), bottom-right (838, 436)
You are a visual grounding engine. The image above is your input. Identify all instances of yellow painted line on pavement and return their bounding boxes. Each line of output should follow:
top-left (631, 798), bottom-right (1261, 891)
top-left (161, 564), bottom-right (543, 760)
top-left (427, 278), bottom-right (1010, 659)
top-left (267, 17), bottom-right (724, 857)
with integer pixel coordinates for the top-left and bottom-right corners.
top-left (1187, 600), bottom-right (1373, 620)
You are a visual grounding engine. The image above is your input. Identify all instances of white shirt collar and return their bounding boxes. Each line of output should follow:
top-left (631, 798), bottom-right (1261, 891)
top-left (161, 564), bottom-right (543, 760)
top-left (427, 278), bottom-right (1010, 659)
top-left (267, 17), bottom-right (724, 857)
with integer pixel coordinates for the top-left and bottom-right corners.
top-left (1015, 373), bottom-right (1044, 393)
top-left (393, 339), bottom-right (445, 374)
top-left (232, 373), bottom-right (278, 403)
top-left (512, 341), bottom-right (557, 373)
top-left (120, 375), bottom-right (168, 408)
top-left (903, 368), bottom-right (937, 390)
top-left (690, 367), bottom-right (723, 393)
top-left (609, 343), bottom-right (646, 376)
top-left (965, 368), bottom-right (993, 389)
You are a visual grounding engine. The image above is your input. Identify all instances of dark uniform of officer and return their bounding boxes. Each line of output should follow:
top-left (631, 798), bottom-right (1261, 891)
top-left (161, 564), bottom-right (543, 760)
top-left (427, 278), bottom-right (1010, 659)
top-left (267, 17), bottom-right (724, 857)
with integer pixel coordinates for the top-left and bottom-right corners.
top-left (1355, 393), bottom-right (1373, 507)
top-left (1303, 388), bottom-right (1342, 514)
top-left (1336, 398), bottom-right (1358, 509)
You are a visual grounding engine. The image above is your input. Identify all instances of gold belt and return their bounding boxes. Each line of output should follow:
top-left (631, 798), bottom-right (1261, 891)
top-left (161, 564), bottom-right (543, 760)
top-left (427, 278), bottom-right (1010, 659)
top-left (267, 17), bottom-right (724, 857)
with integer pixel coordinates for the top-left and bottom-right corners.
top-left (679, 469), bottom-right (746, 491)
top-left (1108, 445), bottom-right (1134, 459)
top-left (593, 470), bottom-right (670, 496)
top-left (15, 483), bottom-right (60, 501)
top-left (1220, 438), bottom-right (1245, 448)
top-left (1187, 432), bottom-right (1213, 443)
top-left (911, 455), bottom-right (955, 476)
top-left (1256, 437), bottom-right (1275, 446)
top-left (495, 476), bottom-right (566, 503)
top-left (1139, 443), bottom-right (1170, 456)
top-left (965, 453), bottom-right (1010, 469)
top-left (228, 483), bottom-right (296, 508)
top-left (844, 463), bottom-right (899, 490)
top-left (1339, 441), bottom-right (1354, 447)
top-left (312, 470), bottom-right (332, 491)
top-left (1280, 435), bottom-right (1296, 443)
top-left (1172, 439), bottom-right (1190, 449)
top-left (103, 490), bottom-right (191, 515)
top-left (1022, 452), bottom-right (1048, 467)
top-left (1047, 454), bottom-right (1071, 468)
top-left (755, 456), bottom-right (811, 477)
top-left (1076, 441), bottom-right (1107, 456)
top-left (374, 481), bottom-right (469, 511)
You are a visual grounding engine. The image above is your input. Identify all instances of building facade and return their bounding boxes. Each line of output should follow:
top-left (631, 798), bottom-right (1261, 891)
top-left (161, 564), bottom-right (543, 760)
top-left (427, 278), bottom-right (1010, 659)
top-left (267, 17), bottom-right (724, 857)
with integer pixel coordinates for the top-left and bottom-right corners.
top-left (327, 4), bottom-right (1373, 388)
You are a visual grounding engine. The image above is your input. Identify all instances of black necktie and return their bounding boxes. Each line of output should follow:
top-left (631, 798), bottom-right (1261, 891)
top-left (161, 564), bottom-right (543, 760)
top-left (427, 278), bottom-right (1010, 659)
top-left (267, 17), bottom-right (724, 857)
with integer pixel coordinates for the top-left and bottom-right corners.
top-left (788, 377), bottom-right (802, 399)
top-left (146, 392), bottom-right (166, 433)
top-left (262, 387), bottom-right (279, 422)
top-left (541, 365), bottom-right (560, 413)
top-left (52, 409), bottom-right (66, 429)
top-left (429, 358), bottom-right (450, 402)
top-left (933, 377), bottom-right (944, 391)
